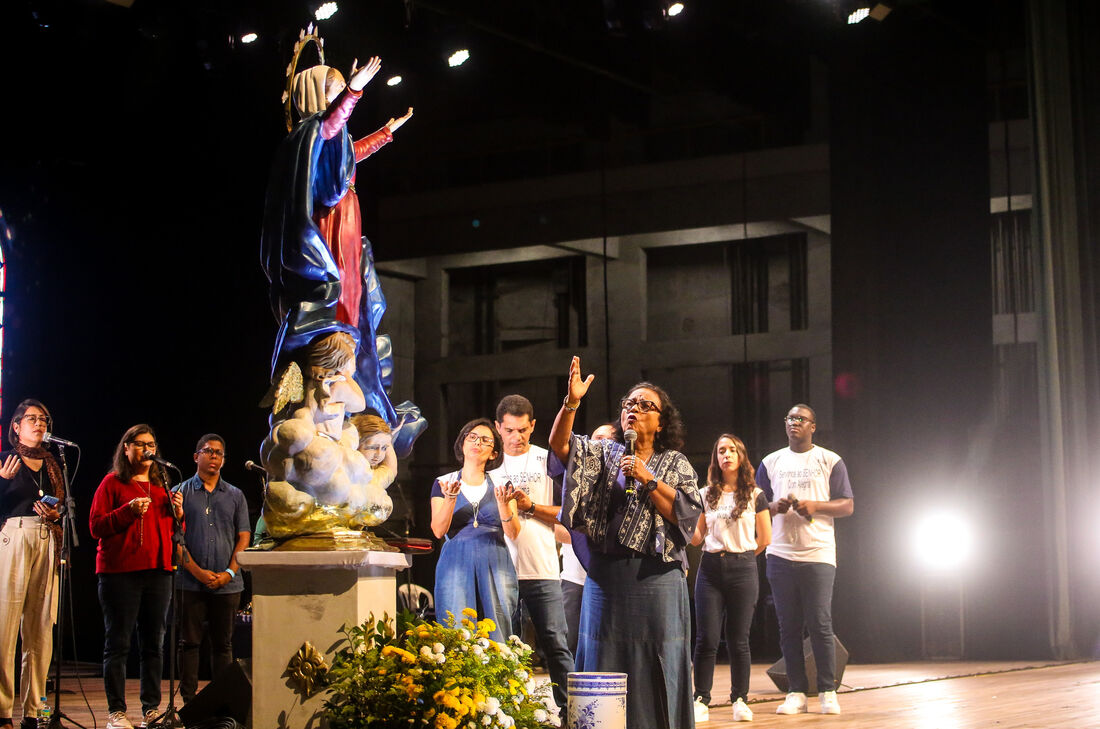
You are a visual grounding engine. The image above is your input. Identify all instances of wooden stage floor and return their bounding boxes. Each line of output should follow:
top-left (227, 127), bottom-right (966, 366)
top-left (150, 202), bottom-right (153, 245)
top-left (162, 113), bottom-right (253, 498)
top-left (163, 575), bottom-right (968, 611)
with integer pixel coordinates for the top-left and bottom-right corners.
top-left (40, 659), bottom-right (1098, 728)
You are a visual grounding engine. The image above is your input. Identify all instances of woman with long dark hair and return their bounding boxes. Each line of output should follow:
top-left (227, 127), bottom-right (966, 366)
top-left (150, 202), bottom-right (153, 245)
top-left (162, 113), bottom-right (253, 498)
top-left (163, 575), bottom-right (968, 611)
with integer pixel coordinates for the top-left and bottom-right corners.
top-left (549, 357), bottom-right (703, 729)
top-left (430, 418), bottom-right (521, 642)
top-left (690, 434), bottom-right (771, 722)
top-left (89, 425), bottom-right (183, 729)
top-left (0, 399), bottom-right (64, 729)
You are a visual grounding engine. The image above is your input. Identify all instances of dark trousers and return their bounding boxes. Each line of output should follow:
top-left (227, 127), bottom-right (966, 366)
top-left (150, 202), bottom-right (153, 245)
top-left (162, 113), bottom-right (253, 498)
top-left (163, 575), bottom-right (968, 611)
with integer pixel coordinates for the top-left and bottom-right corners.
top-left (692, 551), bottom-right (758, 704)
top-left (561, 579), bottom-right (584, 658)
top-left (177, 589), bottom-right (241, 703)
top-left (765, 556), bottom-right (837, 694)
top-left (515, 579), bottom-right (575, 709)
top-left (98, 570), bottom-right (173, 714)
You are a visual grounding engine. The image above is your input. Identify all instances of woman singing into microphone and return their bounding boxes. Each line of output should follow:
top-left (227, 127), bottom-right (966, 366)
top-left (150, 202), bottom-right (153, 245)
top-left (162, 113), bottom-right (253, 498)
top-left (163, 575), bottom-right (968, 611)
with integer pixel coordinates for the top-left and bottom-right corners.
top-left (89, 425), bottom-right (183, 729)
top-left (0, 399), bottom-right (64, 729)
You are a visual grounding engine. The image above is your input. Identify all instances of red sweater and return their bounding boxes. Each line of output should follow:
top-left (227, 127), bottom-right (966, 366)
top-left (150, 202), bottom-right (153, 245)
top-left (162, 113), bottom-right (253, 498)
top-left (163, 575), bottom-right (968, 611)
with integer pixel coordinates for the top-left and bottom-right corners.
top-left (89, 473), bottom-right (175, 574)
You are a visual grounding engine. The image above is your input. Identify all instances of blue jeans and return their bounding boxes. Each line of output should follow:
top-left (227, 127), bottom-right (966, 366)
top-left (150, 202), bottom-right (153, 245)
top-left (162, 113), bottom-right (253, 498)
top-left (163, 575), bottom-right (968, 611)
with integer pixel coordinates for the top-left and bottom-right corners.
top-left (517, 579), bottom-right (575, 709)
top-left (693, 551), bottom-right (758, 704)
top-left (98, 570), bottom-right (173, 714)
top-left (765, 556), bottom-right (837, 694)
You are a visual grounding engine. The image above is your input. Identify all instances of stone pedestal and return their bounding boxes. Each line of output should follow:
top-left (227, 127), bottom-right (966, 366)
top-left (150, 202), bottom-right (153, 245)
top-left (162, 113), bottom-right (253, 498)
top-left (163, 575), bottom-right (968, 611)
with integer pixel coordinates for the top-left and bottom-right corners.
top-left (237, 549), bottom-right (410, 729)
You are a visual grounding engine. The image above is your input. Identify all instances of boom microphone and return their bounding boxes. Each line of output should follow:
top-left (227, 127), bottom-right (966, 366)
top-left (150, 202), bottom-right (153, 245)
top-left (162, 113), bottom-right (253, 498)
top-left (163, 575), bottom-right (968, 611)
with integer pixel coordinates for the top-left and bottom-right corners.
top-left (143, 450), bottom-right (178, 470)
top-left (244, 460), bottom-right (268, 475)
top-left (43, 432), bottom-right (79, 448)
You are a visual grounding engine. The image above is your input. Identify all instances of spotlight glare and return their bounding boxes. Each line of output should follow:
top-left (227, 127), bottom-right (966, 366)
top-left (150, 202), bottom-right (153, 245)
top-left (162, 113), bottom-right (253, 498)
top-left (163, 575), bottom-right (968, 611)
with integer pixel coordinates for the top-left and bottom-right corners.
top-left (848, 7), bottom-right (870, 24)
top-left (315, 2), bottom-right (338, 21)
top-left (448, 49), bottom-right (470, 68)
top-left (240, 32), bottom-right (258, 44)
top-left (667, 3), bottom-right (684, 16)
top-left (912, 511), bottom-right (973, 572)
top-left (386, 75), bottom-right (402, 87)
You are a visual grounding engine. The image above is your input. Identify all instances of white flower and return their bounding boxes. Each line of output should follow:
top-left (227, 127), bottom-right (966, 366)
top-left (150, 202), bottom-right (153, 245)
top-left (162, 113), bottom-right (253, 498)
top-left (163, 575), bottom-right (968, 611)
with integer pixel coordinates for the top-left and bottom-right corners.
top-left (460, 629), bottom-right (471, 640)
top-left (481, 716), bottom-right (492, 726)
top-left (548, 712), bottom-right (562, 727)
top-left (435, 653), bottom-right (446, 664)
top-left (433, 642), bottom-right (445, 654)
top-left (534, 708), bottom-right (548, 723)
top-left (499, 645), bottom-right (514, 660)
top-left (420, 646), bottom-right (433, 659)
top-left (477, 637), bottom-right (490, 648)
top-left (472, 645), bottom-right (484, 658)
top-left (513, 669), bottom-right (528, 681)
top-left (497, 714), bottom-right (515, 729)
top-left (484, 697), bottom-right (500, 714)
top-left (525, 679), bottom-right (536, 692)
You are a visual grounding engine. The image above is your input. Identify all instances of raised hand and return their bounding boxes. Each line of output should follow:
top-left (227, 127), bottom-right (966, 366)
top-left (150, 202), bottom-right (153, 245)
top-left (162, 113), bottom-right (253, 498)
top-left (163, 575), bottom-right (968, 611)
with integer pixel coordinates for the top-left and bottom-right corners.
top-left (349, 56), bottom-right (382, 91)
top-left (439, 478), bottom-right (461, 500)
top-left (566, 356), bottom-right (595, 404)
top-left (386, 107), bottom-right (414, 133)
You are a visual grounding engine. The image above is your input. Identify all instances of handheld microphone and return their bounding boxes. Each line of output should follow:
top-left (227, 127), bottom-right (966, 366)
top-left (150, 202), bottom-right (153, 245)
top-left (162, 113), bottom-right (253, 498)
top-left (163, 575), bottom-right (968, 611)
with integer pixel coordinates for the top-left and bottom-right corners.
top-left (244, 460), bottom-right (268, 475)
top-left (623, 428), bottom-right (637, 495)
top-left (143, 450), bottom-right (178, 471)
top-left (43, 432), bottom-right (79, 448)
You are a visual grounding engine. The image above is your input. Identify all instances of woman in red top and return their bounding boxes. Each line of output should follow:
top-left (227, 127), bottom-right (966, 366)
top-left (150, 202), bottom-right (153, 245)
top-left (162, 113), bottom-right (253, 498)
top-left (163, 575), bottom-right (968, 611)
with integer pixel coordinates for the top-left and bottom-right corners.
top-left (88, 425), bottom-right (183, 729)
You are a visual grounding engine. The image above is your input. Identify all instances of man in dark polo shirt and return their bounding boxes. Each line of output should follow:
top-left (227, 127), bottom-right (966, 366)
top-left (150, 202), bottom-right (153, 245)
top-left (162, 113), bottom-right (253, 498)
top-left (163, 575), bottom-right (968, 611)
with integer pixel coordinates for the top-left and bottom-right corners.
top-left (173, 434), bottom-right (251, 704)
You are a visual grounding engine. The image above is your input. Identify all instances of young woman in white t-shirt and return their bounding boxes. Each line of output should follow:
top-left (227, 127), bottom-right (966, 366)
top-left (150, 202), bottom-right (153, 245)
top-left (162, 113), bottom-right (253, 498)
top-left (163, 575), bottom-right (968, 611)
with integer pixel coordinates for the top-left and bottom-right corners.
top-left (690, 434), bottom-right (772, 723)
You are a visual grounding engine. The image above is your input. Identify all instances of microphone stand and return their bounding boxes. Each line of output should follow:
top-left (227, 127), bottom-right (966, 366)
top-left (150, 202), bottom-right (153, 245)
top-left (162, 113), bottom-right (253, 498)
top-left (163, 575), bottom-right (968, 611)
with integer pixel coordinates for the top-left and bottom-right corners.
top-left (47, 444), bottom-right (89, 729)
top-left (147, 463), bottom-right (185, 729)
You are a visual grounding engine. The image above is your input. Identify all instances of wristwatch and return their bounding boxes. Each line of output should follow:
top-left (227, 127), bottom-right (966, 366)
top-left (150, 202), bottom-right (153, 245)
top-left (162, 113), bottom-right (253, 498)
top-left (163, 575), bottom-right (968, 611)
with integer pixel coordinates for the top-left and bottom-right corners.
top-left (522, 503), bottom-right (537, 518)
top-left (642, 479), bottom-right (658, 494)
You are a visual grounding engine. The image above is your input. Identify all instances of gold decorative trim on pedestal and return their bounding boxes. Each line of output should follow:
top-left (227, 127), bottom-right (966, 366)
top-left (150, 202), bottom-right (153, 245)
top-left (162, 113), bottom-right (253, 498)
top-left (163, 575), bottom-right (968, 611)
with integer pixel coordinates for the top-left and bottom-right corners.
top-left (286, 641), bottom-right (329, 697)
top-left (272, 528), bottom-right (399, 552)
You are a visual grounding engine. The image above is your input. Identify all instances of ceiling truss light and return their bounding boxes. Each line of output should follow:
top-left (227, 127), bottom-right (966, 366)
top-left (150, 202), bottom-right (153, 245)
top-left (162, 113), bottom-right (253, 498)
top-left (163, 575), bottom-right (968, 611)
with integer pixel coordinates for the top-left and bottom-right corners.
top-left (315, 2), bottom-right (338, 21)
top-left (386, 75), bottom-right (402, 86)
top-left (240, 32), bottom-right (258, 44)
top-left (667, 3), bottom-right (684, 17)
top-left (448, 49), bottom-right (470, 68)
top-left (848, 7), bottom-right (870, 24)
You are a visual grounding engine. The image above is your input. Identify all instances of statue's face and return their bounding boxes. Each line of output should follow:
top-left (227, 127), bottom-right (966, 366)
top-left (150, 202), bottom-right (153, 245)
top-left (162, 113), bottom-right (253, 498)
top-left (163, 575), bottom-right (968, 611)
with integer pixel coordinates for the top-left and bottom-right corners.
top-left (306, 365), bottom-right (366, 424)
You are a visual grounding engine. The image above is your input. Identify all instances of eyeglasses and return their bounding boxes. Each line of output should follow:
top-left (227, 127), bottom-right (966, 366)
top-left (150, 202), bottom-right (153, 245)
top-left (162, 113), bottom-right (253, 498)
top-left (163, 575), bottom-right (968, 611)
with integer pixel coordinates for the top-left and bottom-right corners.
top-left (21, 414), bottom-right (51, 427)
top-left (620, 397), bottom-right (662, 414)
top-left (784, 415), bottom-right (813, 425)
top-left (129, 439), bottom-right (157, 450)
top-left (465, 433), bottom-right (495, 447)
top-left (197, 447), bottom-right (225, 458)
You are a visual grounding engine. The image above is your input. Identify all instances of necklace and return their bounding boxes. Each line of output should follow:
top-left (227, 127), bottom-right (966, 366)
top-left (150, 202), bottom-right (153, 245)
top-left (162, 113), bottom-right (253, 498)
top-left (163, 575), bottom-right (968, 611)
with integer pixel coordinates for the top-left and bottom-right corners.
top-left (135, 480), bottom-right (151, 546)
top-left (461, 477), bottom-right (487, 528)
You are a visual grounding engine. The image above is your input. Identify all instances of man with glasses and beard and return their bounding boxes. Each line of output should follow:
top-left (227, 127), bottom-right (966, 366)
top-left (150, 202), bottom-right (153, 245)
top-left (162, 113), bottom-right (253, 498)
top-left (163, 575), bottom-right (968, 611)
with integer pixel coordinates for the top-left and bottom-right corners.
top-left (173, 434), bottom-right (251, 705)
top-left (757, 405), bottom-right (853, 716)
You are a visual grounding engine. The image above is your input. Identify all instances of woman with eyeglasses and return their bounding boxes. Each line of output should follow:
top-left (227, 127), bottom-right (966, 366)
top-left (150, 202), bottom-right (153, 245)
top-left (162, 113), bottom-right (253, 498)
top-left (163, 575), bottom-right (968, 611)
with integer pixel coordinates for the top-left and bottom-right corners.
top-left (690, 434), bottom-right (771, 723)
top-left (0, 400), bottom-right (64, 729)
top-left (430, 418), bottom-right (521, 642)
top-left (88, 425), bottom-right (184, 729)
top-left (549, 357), bottom-right (703, 729)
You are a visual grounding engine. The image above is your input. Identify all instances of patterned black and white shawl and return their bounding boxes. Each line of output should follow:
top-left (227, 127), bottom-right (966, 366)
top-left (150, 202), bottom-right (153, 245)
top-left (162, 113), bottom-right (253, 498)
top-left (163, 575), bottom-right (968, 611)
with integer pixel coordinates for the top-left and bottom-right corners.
top-left (559, 433), bottom-right (702, 564)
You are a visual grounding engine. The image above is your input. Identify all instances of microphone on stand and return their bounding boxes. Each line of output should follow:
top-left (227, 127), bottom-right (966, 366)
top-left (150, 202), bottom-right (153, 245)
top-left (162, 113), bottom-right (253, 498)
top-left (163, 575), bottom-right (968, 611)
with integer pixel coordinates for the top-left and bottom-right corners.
top-left (43, 432), bottom-right (79, 448)
top-left (143, 450), bottom-right (178, 471)
top-left (244, 460), bottom-right (268, 476)
top-left (623, 428), bottom-right (637, 495)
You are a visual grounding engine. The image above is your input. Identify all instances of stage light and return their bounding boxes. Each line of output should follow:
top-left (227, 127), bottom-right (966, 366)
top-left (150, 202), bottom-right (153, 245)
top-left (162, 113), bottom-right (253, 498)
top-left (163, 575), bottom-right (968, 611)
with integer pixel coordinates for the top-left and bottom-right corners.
top-left (912, 511), bottom-right (973, 572)
top-left (448, 49), bottom-right (470, 68)
top-left (667, 3), bottom-right (684, 17)
top-left (387, 75), bottom-right (402, 87)
top-left (240, 32), bottom-right (258, 44)
top-left (848, 7), bottom-right (870, 23)
top-left (315, 2), bottom-right (338, 21)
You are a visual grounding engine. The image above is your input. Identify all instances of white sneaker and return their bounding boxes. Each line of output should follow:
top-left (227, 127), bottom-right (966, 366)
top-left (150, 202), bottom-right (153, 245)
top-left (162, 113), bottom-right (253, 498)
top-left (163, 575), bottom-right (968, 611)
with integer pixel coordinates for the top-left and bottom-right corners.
top-left (776, 692), bottom-right (808, 715)
top-left (819, 690), bottom-right (841, 715)
top-left (106, 712), bottom-right (133, 729)
top-left (693, 699), bottom-right (710, 723)
top-left (732, 698), bottom-right (754, 722)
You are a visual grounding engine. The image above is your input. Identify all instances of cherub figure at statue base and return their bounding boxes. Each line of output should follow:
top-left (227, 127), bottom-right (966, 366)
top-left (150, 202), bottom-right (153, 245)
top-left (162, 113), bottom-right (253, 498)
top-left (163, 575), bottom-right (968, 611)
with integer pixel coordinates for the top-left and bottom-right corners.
top-left (257, 332), bottom-right (396, 551)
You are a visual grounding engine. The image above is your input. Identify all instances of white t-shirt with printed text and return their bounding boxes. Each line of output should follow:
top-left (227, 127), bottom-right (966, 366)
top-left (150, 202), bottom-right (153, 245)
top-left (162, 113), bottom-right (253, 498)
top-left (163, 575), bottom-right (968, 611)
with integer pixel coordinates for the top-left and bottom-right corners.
top-left (489, 445), bottom-right (560, 580)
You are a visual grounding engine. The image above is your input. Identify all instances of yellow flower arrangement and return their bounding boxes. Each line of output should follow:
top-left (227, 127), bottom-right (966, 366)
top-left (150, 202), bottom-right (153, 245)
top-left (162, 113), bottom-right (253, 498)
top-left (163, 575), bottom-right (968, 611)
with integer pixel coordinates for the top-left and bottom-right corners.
top-left (323, 610), bottom-right (558, 729)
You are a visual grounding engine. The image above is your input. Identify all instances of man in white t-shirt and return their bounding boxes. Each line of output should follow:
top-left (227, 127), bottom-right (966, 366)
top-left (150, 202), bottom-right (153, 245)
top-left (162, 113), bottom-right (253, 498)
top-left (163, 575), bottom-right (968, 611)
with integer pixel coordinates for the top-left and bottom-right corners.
top-left (756, 404), bottom-right (854, 717)
top-left (490, 394), bottom-right (574, 710)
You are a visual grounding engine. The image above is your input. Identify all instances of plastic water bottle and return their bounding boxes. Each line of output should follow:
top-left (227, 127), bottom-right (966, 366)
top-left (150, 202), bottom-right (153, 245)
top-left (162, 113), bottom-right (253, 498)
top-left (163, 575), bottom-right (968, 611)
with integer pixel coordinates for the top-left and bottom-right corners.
top-left (38, 696), bottom-right (52, 729)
